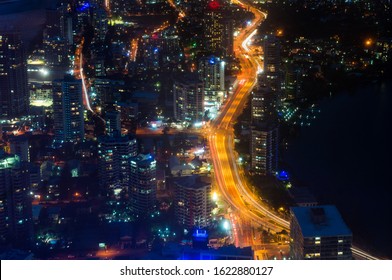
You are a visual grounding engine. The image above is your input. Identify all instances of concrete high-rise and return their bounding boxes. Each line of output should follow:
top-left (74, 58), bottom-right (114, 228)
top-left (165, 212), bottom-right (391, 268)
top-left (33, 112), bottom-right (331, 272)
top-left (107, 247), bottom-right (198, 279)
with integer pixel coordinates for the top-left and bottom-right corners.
top-left (222, 17), bottom-right (234, 58)
top-left (203, 1), bottom-right (234, 58)
top-left (173, 73), bottom-right (204, 125)
top-left (198, 55), bottom-right (225, 119)
top-left (129, 153), bottom-right (157, 216)
top-left (9, 136), bottom-right (30, 162)
top-left (52, 75), bottom-right (85, 144)
top-left (203, 1), bottom-right (223, 55)
top-left (290, 205), bottom-right (353, 260)
top-left (251, 76), bottom-right (279, 176)
top-left (0, 31), bottom-right (29, 118)
top-left (263, 35), bottom-right (281, 93)
top-left (98, 134), bottom-right (137, 196)
top-left (174, 175), bottom-right (212, 229)
top-left (0, 151), bottom-right (32, 248)
top-left (92, 7), bottom-right (108, 42)
top-left (105, 109), bottom-right (121, 136)
top-left (251, 77), bottom-right (277, 124)
top-left (43, 4), bottom-right (69, 67)
top-left (250, 125), bottom-right (278, 176)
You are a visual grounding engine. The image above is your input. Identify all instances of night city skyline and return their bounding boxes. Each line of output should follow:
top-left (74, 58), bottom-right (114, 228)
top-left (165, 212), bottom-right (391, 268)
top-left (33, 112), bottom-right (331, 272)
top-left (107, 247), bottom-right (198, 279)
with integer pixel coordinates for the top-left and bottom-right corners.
top-left (0, 0), bottom-right (391, 260)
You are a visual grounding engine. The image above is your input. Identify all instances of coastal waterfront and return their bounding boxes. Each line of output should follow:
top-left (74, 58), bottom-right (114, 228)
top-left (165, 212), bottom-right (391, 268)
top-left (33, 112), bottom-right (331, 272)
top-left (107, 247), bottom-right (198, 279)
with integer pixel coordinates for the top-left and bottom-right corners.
top-left (282, 81), bottom-right (392, 258)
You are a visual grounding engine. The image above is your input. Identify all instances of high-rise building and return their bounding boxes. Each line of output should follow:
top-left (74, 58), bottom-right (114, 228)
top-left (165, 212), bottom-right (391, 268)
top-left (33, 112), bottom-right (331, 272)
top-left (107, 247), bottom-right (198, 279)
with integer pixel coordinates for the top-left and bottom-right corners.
top-left (203, 1), bottom-right (223, 55)
top-left (92, 8), bottom-right (108, 42)
top-left (173, 73), bottom-right (204, 124)
top-left (75, 2), bottom-right (92, 33)
top-left (0, 31), bottom-right (29, 118)
top-left (129, 153), bottom-right (157, 215)
top-left (222, 17), bottom-right (234, 58)
top-left (173, 175), bottom-right (212, 229)
top-left (0, 151), bottom-right (32, 248)
top-left (44, 6), bottom-right (64, 39)
top-left (98, 134), bottom-right (137, 196)
top-left (9, 136), bottom-right (30, 162)
top-left (52, 75), bottom-right (85, 144)
top-left (202, 0), bottom-right (234, 58)
top-left (290, 205), bottom-right (353, 260)
top-left (263, 35), bottom-right (281, 92)
top-left (94, 78), bottom-right (125, 110)
top-left (198, 55), bottom-right (225, 119)
top-left (111, 0), bottom-right (129, 17)
top-left (251, 77), bottom-right (277, 124)
top-left (251, 75), bottom-right (279, 176)
top-left (284, 63), bottom-right (302, 100)
top-left (105, 109), bottom-right (121, 136)
top-left (43, 3), bottom-right (71, 67)
top-left (250, 125), bottom-right (278, 176)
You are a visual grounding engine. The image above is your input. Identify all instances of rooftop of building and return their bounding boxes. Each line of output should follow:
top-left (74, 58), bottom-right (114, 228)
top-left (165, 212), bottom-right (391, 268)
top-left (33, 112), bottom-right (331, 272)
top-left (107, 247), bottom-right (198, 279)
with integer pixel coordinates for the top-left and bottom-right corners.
top-left (130, 153), bottom-right (155, 165)
top-left (173, 72), bottom-right (201, 84)
top-left (291, 205), bottom-right (352, 238)
top-left (98, 133), bottom-right (136, 143)
top-left (173, 174), bottom-right (211, 189)
top-left (0, 151), bottom-right (20, 168)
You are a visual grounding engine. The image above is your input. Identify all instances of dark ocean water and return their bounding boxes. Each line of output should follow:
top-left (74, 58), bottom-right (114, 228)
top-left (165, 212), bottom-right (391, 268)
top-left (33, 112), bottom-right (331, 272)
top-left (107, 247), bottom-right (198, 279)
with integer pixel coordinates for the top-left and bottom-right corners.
top-left (282, 81), bottom-right (392, 259)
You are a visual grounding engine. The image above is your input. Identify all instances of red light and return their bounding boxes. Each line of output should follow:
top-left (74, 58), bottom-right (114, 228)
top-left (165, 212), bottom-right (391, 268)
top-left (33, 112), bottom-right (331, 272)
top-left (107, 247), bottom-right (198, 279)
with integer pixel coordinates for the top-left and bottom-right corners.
top-left (208, 0), bottom-right (220, 10)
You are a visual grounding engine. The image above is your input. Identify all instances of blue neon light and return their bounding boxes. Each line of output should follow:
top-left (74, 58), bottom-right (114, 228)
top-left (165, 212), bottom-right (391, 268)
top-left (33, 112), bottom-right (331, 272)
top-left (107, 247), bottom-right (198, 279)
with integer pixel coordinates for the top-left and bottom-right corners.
top-left (277, 170), bottom-right (289, 181)
top-left (78, 2), bottom-right (90, 12)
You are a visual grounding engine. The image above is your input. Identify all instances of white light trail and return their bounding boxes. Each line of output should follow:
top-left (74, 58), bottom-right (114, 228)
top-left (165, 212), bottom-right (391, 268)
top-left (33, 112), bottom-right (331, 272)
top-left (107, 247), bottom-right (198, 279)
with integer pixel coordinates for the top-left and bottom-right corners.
top-left (352, 247), bottom-right (379, 260)
top-left (242, 29), bottom-right (257, 52)
top-left (79, 52), bottom-right (93, 112)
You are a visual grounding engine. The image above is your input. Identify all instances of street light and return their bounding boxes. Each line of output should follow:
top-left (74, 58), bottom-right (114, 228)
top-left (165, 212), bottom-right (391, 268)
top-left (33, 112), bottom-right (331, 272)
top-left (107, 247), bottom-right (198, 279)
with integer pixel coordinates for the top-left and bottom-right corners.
top-left (365, 38), bottom-right (373, 47)
top-left (223, 220), bottom-right (230, 230)
top-left (212, 192), bottom-right (218, 202)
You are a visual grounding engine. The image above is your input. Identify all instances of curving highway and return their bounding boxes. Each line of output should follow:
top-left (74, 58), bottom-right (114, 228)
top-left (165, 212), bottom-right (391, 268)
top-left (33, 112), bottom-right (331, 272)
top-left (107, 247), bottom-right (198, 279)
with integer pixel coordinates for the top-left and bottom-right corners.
top-left (208, 2), bottom-right (289, 251)
top-left (208, 0), bottom-right (379, 260)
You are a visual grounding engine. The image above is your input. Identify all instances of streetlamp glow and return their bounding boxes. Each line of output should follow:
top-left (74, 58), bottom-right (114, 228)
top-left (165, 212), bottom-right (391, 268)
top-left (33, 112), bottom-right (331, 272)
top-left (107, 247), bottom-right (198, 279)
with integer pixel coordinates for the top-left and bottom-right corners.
top-left (365, 38), bottom-right (373, 47)
top-left (223, 220), bottom-right (230, 230)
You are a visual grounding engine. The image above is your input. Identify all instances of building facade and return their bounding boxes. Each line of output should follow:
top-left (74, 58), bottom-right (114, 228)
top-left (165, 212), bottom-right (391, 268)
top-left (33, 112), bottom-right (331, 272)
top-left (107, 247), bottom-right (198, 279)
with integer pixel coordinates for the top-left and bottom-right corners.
top-left (203, 1), bottom-right (223, 55)
top-left (129, 153), bottom-right (157, 215)
top-left (52, 75), bottom-right (85, 144)
top-left (290, 205), bottom-right (353, 260)
top-left (250, 124), bottom-right (278, 176)
top-left (0, 151), bottom-right (32, 248)
top-left (251, 75), bottom-right (279, 176)
top-left (173, 73), bottom-right (204, 124)
top-left (198, 55), bottom-right (225, 119)
top-left (98, 134), bottom-right (137, 196)
top-left (0, 31), bottom-right (29, 118)
top-left (173, 175), bottom-right (212, 229)
top-left (263, 35), bottom-right (281, 93)
top-left (9, 136), bottom-right (30, 162)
